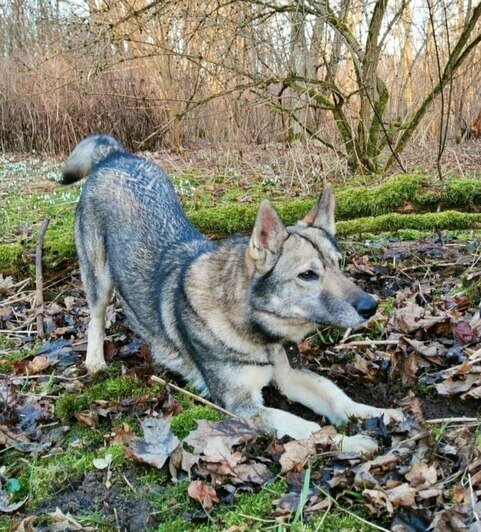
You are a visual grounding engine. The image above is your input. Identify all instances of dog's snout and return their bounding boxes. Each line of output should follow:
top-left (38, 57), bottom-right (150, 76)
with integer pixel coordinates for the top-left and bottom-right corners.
top-left (353, 294), bottom-right (378, 319)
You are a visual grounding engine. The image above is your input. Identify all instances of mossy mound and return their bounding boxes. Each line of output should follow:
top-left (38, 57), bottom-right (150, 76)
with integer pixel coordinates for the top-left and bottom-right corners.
top-left (3, 174), bottom-right (481, 275)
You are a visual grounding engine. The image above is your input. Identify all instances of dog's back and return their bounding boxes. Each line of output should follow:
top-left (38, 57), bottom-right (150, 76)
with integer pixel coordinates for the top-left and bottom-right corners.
top-left (64, 135), bottom-right (214, 376)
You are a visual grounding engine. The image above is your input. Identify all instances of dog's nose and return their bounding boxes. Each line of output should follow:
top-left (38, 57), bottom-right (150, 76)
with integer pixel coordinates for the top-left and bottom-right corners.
top-left (353, 294), bottom-right (378, 319)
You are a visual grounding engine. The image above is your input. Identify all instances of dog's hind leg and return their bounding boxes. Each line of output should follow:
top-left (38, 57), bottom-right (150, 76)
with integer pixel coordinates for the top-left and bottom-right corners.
top-left (76, 217), bottom-right (113, 373)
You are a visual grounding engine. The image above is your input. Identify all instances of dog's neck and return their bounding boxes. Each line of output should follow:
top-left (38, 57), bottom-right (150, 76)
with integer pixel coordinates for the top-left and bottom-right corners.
top-left (185, 238), bottom-right (280, 350)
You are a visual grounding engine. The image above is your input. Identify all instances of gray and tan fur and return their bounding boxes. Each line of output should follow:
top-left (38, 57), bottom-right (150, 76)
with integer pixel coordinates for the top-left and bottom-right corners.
top-left (63, 135), bottom-right (403, 453)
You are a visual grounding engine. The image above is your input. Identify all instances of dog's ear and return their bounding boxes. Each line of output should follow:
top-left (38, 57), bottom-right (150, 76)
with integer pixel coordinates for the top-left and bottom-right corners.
top-left (302, 183), bottom-right (336, 235)
top-left (248, 200), bottom-right (288, 273)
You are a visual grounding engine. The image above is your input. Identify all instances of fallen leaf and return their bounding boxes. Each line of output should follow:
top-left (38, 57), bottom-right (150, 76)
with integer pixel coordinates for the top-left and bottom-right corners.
top-left (11, 515), bottom-right (37, 532)
top-left (405, 461), bottom-right (437, 488)
top-left (93, 454), bottom-right (112, 470)
top-left (75, 410), bottom-right (98, 428)
top-left (461, 385), bottom-right (481, 400)
top-left (187, 480), bottom-right (219, 509)
top-left (363, 488), bottom-right (394, 515)
top-left (0, 275), bottom-right (14, 296)
top-left (47, 507), bottom-right (95, 530)
top-left (386, 483), bottom-right (416, 506)
top-left (126, 417), bottom-right (179, 469)
top-left (452, 322), bottom-right (474, 344)
top-left (404, 338), bottom-right (446, 364)
top-left (279, 427), bottom-right (337, 474)
top-left (185, 418), bottom-right (260, 455)
top-left (435, 374), bottom-right (479, 395)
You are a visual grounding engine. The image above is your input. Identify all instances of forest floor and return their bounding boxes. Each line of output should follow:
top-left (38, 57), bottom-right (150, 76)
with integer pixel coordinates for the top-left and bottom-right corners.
top-left (1, 140), bottom-right (481, 531)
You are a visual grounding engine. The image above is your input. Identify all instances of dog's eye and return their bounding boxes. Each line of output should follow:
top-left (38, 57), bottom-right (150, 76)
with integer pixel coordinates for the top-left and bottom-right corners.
top-left (298, 270), bottom-right (319, 281)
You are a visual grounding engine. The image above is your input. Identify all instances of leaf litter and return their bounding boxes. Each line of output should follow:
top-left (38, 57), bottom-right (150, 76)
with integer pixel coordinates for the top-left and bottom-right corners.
top-left (0, 235), bottom-right (481, 529)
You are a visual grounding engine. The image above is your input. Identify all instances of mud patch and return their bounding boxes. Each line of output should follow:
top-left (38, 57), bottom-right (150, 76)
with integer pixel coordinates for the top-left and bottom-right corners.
top-left (36, 465), bottom-right (156, 530)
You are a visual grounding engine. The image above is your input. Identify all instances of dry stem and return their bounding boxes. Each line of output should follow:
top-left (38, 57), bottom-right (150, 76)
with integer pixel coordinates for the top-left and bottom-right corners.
top-left (35, 218), bottom-right (50, 338)
top-left (150, 375), bottom-right (240, 419)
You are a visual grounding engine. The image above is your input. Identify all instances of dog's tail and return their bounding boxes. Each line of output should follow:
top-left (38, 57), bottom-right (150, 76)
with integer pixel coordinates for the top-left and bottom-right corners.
top-left (62, 134), bottom-right (126, 184)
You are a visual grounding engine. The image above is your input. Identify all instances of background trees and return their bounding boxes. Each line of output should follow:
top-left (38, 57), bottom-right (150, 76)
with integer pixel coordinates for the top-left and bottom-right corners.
top-left (1, 0), bottom-right (481, 173)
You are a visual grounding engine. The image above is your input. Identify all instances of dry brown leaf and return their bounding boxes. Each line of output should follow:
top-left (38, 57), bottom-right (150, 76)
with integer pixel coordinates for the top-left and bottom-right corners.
top-left (391, 349), bottom-right (419, 386)
top-left (279, 439), bottom-right (315, 474)
top-left (113, 424), bottom-right (135, 443)
top-left (279, 426), bottom-right (337, 474)
top-left (26, 355), bottom-right (51, 374)
top-left (47, 507), bottom-right (95, 531)
top-left (435, 374), bottom-right (480, 395)
top-left (417, 487), bottom-right (442, 499)
top-left (75, 410), bottom-right (98, 428)
top-left (405, 461), bottom-right (437, 488)
top-left (452, 485), bottom-right (470, 504)
top-left (0, 275), bottom-right (14, 296)
top-left (11, 515), bottom-right (38, 532)
top-left (386, 483), bottom-right (416, 507)
top-left (461, 385), bottom-right (481, 400)
top-left (184, 418), bottom-right (259, 455)
top-left (363, 488), bottom-right (394, 514)
top-left (390, 301), bottom-right (449, 334)
top-left (404, 338), bottom-right (446, 364)
top-left (187, 480), bottom-right (219, 509)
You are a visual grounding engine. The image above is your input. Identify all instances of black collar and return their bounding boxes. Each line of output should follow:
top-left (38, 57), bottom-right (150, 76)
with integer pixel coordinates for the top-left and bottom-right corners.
top-left (283, 341), bottom-right (301, 368)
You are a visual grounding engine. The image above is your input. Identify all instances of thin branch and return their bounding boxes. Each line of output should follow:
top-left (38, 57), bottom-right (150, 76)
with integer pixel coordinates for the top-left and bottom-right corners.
top-left (35, 218), bottom-right (50, 339)
top-left (150, 375), bottom-right (241, 419)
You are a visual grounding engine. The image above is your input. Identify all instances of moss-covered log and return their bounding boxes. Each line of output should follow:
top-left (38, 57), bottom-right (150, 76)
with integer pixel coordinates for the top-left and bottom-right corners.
top-left (3, 174), bottom-right (481, 275)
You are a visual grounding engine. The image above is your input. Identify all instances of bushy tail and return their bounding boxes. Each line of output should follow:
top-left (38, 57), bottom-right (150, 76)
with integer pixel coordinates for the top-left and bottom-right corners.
top-left (61, 134), bottom-right (126, 184)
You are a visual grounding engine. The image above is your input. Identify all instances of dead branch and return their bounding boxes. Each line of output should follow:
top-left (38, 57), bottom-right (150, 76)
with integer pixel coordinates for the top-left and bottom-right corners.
top-left (150, 375), bottom-right (241, 419)
top-left (35, 217), bottom-right (50, 339)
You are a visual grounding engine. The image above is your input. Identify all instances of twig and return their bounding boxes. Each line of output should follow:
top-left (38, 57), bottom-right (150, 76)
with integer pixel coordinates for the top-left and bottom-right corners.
top-left (123, 474), bottom-right (136, 493)
top-left (0, 329), bottom-right (36, 334)
top-left (150, 375), bottom-right (240, 419)
top-left (35, 218), bottom-right (50, 339)
top-left (469, 473), bottom-right (480, 522)
top-left (317, 487), bottom-right (390, 532)
top-left (425, 417), bottom-right (479, 424)
top-left (333, 339), bottom-right (398, 349)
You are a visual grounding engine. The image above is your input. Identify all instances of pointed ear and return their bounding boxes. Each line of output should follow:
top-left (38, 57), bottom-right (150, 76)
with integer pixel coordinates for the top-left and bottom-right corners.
top-left (248, 200), bottom-right (288, 273)
top-left (301, 183), bottom-right (336, 235)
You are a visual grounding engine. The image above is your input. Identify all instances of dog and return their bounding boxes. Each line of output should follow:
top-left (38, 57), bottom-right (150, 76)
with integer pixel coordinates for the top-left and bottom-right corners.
top-left (62, 135), bottom-right (403, 453)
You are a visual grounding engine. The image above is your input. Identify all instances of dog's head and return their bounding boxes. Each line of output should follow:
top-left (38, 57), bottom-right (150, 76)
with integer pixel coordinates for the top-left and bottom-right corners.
top-left (247, 184), bottom-right (378, 342)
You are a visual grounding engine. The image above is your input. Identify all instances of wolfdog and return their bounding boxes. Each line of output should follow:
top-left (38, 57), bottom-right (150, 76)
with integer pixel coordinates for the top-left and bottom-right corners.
top-left (63, 135), bottom-right (403, 453)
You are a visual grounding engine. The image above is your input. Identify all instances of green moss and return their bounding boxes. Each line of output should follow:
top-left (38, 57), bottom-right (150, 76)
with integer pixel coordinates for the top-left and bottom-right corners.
top-left (335, 174), bottom-right (425, 218)
top-left (55, 376), bottom-right (163, 419)
top-left (378, 298), bottom-right (395, 316)
top-left (210, 479), bottom-right (286, 530)
top-left (153, 479), bottom-right (287, 531)
top-left (15, 444), bottom-right (125, 504)
top-left (170, 405), bottom-right (224, 439)
top-left (0, 342), bottom-right (41, 374)
top-left (0, 516), bottom-right (13, 530)
top-left (0, 243), bottom-right (24, 274)
top-left (464, 278), bottom-right (481, 306)
top-left (337, 211), bottom-right (481, 236)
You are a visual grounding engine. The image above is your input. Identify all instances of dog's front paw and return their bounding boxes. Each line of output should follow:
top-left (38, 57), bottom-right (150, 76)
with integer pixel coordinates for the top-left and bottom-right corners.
top-left (336, 434), bottom-right (378, 455)
top-left (280, 420), bottom-right (321, 440)
top-left (344, 404), bottom-right (405, 425)
top-left (85, 359), bottom-right (108, 374)
top-left (379, 407), bottom-right (405, 424)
